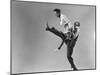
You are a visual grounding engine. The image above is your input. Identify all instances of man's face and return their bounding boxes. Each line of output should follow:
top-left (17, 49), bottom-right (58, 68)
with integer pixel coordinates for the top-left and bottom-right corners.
top-left (54, 12), bottom-right (60, 17)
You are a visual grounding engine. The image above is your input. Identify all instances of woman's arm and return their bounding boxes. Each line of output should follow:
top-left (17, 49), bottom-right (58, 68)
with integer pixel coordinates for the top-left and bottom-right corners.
top-left (74, 28), bottom-right (80, 38)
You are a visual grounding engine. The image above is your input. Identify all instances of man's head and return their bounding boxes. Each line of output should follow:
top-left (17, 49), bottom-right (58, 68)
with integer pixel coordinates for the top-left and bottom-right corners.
top-left (74, 21), bottom-right (80, 28)
top-left (53, 8), bottom-right (61, 18)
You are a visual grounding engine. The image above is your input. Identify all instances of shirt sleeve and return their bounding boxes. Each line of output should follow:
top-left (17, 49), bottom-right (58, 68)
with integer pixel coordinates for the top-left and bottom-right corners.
top-left (60, 15), bottom-right (64, 26)
top-left (60, 14), bottom-right (70, 26)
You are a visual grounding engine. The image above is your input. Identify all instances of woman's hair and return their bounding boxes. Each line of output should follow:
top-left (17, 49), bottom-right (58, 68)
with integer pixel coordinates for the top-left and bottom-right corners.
top-left (53, 8), bottom-right (61, 14)
top-left (74, 21), bottom-right (80, 27)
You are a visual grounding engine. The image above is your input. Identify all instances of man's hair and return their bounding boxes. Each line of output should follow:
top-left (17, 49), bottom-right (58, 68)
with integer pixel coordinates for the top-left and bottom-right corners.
top-left (53, 8), bottom-right (61, 14)
top-left (74, 21), bottom-right (80, 27)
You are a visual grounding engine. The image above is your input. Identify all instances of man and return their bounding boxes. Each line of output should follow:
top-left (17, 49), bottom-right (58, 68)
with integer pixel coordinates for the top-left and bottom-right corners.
top-left (53, 8), bottom-right (72, 34)
top-left (53, 8), bottom-right (73, 44)
top-left (45, 8), bottom-right (80, 70)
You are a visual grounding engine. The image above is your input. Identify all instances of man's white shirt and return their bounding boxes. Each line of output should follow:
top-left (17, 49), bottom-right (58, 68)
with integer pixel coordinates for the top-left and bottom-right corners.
top-left (60, 14), bottom-right (80, 38)
top-left (60, 14), bottom-right (72, 33)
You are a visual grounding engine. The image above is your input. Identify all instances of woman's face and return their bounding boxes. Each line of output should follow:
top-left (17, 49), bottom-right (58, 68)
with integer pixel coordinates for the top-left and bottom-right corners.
top-left (75, 26), bottom-right (79, 29)
top-left (74, 25), bottom-right (80, 29)
top-left (74, 22), bottom-right (80, 29)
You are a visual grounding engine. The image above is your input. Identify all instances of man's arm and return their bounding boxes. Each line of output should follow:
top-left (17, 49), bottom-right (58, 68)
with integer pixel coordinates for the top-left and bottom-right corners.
top-left (74, 28), bottom-right (80, 39)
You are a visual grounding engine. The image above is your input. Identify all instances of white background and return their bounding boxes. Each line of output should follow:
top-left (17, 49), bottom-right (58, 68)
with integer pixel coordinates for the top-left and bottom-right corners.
top-left (0, 0), bottom-right (100, 75)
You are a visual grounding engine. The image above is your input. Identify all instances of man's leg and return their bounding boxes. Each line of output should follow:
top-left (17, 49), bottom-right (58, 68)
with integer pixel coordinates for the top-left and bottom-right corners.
top-left (46, 24), bottom-right (65, 39)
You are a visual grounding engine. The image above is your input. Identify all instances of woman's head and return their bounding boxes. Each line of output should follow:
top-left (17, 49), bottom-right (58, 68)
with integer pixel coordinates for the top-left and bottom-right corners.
top-left (74, 21), bottom-right (80, 28)
top-left (53, 8), bottom-right (61, 18)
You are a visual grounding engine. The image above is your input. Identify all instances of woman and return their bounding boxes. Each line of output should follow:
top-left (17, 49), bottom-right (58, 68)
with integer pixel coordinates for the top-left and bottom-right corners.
top-left (45, 21), bottom-right (80, 70)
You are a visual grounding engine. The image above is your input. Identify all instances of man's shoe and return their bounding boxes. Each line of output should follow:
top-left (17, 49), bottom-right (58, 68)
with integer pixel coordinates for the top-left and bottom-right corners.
top-left (46, 23), bottom-right (50, 31)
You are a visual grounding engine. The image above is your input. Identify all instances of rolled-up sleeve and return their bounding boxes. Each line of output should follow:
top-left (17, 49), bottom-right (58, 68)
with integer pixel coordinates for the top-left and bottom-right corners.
top-left (60, 14), bottom-right (70, 25)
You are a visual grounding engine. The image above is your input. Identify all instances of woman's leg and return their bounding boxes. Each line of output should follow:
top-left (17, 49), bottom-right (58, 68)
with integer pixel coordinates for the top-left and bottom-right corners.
top-left (70, 35), bottom-right (79, 48)
top-left (67, 40), bottom-right (78, 70)
top-left (58, 40), bottom-right (65, 50)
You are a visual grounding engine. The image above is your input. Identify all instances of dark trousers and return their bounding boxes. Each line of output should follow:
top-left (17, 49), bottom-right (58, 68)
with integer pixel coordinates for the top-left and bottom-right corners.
top-left (66, 36), bottom-right (78, 70)
top-left (46, 27), bottom-right (78, 70)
